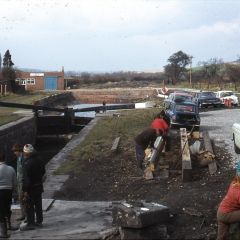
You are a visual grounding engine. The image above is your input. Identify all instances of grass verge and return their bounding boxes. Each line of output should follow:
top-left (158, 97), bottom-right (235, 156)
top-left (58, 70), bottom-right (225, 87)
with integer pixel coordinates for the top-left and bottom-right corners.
top-left (55, 107), bottom-right (163, 175)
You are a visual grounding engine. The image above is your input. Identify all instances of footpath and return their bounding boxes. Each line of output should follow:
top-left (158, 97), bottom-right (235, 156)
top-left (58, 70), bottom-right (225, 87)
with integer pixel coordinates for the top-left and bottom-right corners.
top-left (11, 114), bottom-right (118, 239)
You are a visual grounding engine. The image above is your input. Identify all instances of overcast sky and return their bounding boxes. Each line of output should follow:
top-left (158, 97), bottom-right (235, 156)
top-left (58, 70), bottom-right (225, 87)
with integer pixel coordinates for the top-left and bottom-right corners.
top-left (0, 0), bottom-right (240, 72)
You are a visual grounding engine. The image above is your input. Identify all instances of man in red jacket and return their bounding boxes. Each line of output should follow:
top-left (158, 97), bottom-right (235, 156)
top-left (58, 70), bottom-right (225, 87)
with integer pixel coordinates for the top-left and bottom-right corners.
top-left (217, 161), bottom-right (240, 239)
top-left (151, 111), bottom-right (170, 151)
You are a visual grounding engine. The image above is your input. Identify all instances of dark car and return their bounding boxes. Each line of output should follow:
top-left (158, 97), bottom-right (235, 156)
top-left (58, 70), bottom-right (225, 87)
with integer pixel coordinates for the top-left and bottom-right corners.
top-left (164, 92), bottom-right (194, 108)
top-left (193, 91), bottom-right (222, 108)
top-left (165, 100), bottom-right (200, 129)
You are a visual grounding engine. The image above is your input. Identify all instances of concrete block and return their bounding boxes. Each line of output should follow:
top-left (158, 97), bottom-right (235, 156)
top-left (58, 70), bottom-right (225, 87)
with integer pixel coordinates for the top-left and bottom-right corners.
top-left (119, 224), bottom-right (168, 240)
top-left (112, 201), bottom-right (169, 228)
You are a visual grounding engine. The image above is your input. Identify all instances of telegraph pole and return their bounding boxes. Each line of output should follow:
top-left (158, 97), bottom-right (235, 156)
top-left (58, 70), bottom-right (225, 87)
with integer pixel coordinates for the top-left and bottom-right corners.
top-left (189, 56), bottom-right (193, 86)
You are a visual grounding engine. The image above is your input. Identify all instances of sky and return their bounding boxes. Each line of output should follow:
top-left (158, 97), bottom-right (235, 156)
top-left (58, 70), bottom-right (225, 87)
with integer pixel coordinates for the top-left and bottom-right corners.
top-left (1, 0), bottom-right (240, 72)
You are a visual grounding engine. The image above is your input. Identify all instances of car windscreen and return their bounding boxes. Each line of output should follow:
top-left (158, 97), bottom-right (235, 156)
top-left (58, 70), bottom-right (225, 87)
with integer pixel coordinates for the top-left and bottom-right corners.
top-left (200, 92), bottom-right (216, 98)
top-left (175, 95), bottom-right (192, 102)
top-left (221, 92), bottom-right (234, 97)
top-left (175, 104), bottom-right (195, 112)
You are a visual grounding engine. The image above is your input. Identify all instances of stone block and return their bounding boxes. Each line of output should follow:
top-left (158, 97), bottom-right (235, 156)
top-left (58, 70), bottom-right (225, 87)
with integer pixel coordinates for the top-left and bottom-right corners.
top-left (119, 224), bottom-right (168, 240)
top-left (112, 201), bottom-right (169, 228)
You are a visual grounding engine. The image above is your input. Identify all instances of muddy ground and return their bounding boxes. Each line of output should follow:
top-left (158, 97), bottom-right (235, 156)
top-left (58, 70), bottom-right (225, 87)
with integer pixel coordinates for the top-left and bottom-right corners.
top-left (54, 128), bottom-right (234, 240)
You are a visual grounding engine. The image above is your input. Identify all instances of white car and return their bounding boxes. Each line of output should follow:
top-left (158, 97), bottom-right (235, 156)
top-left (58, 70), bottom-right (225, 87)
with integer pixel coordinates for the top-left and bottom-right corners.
top-left (215, 91), bottom-right (239, 106)
top-left (232, 123), bottom-right (240, 153)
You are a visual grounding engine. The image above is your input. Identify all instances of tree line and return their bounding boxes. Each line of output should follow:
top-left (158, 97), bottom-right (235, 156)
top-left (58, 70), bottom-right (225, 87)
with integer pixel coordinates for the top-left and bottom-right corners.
top-left (1, 49), bottom-right (240, 92)
top-left (66, 50), bottom-right (240, 91)
top-left (164, 50), bottom-right (240, 91)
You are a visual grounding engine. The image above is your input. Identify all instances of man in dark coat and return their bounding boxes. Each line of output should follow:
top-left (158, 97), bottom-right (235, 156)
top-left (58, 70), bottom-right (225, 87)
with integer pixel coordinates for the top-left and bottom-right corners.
top-left (20, 144), bottom-right (45, 231)
top-left (134, 128), bottom-right (159, 170)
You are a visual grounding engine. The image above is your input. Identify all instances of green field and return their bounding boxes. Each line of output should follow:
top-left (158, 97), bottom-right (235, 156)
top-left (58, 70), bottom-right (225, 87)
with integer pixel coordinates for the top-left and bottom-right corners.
top-left (0, 91), bottom-right (59, 126)
top-left (55, 107), bottom-right (163, 175)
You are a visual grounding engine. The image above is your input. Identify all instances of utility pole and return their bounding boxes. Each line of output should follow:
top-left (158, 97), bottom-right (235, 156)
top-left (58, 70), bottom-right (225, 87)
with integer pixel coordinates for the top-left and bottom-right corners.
top-left (189, 56), bottom-right (193, 86)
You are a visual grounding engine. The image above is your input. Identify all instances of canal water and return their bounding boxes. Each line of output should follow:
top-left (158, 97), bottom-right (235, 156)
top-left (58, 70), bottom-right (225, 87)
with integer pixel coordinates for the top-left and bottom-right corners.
top-left (35, 103), bottom-right (124, 167)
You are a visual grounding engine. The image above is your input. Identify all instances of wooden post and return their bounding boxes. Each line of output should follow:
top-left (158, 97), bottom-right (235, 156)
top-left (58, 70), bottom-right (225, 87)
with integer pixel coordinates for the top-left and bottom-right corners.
top-left (64, 108), bottom-right (74, 133)
top-left (202, 131), bottom-right (217, 174)
top-left (111, 137), bottom-right (121, 152)
top-left (180, 128), bottom-right (192, 182)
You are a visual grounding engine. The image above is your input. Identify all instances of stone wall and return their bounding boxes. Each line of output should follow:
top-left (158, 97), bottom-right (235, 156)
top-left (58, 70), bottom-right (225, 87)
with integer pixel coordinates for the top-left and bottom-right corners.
top-left (0, 116), bottom-right (36, 165)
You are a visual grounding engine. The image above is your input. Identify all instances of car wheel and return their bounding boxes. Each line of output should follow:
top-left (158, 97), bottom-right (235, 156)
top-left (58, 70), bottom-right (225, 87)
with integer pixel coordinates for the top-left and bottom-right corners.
top-left (233, 134), bottom-right (240, 154)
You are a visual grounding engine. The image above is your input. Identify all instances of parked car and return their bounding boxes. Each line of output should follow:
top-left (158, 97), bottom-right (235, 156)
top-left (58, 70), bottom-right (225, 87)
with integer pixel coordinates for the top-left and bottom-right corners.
top-left (165, 100), bottom-right (200, 129)
top-left (232, 123), bottom-right (240, 153)
top-left (215, 91), bottom-right (239, 106)
top-left (164, 92), bottom-right (194, 108)
top-left (193, 91), bottom-right (222, 108)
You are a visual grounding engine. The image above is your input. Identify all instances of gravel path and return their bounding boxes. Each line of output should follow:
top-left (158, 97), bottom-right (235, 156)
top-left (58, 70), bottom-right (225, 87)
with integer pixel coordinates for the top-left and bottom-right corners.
top-left (200, 108), bottom-right (240, 168)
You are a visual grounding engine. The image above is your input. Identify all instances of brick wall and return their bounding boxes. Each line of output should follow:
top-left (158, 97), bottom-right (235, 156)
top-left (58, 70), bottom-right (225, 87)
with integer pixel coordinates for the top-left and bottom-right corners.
top-left (0, 117), bottom-right (36, 165)
top-left (15, 70), bottom-right (65, 90)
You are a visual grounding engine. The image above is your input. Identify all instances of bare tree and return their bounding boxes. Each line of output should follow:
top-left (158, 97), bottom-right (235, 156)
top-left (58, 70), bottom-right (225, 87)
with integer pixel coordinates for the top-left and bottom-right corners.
top-left (225, 63), bottom-right (240, 91)
top-left (198, 58), bottom-right (223, 89)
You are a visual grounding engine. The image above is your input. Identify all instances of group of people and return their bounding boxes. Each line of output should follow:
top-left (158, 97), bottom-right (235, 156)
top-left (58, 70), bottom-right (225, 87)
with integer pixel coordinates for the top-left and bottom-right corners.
top-left (0, 143), bottom-right (45, 238)
top-left (134, 110), bottom-right (170, 170)
top-left (134, 110), bottom-right (240, 239)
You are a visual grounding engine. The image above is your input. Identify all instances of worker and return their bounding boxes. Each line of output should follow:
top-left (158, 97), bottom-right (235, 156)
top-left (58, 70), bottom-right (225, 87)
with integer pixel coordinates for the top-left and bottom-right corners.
top-left (151, 110), bottom-right (170, 151)
top-left (217, 161), bottom-right (240, 240)
top-left (151, 116), bottom-right (169, 136)
top-left (134, 128), bottom-right (161, 170)
top-left (0, 151), bottom-right (17, 238)
top-left (12, 144), bottom-right (26, 222)
top-left (20, 144), bottom-right (45, 231)
top-left (153, 109), bottom-right (170, 127)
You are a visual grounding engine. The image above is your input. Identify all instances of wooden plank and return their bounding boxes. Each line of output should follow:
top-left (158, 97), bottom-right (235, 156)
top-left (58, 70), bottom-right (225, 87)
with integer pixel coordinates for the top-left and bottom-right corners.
top-left (202, 131), bottom-right (214, 153)
top-left (208, 161), bottom-right (218, 175)
top-left (111, 137), bottom-right (121, 151)
top-left (202, 131), bottom-right (217, 174)
top-left (180, 128), bottom-right (192, 182)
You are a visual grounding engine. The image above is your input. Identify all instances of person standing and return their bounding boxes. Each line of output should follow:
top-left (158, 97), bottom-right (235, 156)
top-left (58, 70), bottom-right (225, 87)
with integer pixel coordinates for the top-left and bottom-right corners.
top-left (0, 151), bottom-right (17, 238)
top-left (12, 144), bottom-right (26, 222)
top-left (102, 100), bottom-right (107, 113)
top-left (20, 144), bottom-right (45, 231)
top-left (217, 161), bottom-right (240, 240)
